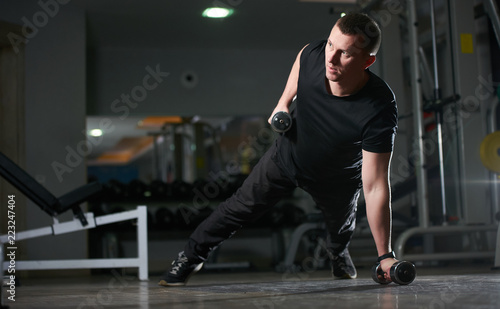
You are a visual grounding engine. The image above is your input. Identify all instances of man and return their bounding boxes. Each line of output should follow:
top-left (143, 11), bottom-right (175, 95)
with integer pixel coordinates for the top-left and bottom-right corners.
top-left (159, 12), bottom-right (398, 286)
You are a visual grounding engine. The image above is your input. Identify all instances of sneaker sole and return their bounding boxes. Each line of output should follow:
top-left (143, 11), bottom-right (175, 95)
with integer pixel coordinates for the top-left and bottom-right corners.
top-left (333, 273), bottom-right (357, 279)
top-left (158, 262), bottom-right (204, 287)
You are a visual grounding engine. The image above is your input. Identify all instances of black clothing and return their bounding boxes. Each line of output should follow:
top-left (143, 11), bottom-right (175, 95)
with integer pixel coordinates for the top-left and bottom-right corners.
top-left (184, 40), bottom-right (397, 264)
top-left (277, 40), bottom-right (398, 185)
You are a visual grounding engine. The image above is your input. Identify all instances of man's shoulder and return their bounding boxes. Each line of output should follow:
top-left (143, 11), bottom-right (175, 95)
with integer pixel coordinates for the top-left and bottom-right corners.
top-left (303, 40), bottom-right (326, 55)
top-left (300, 40), bottom-right (326, 68)
top-left (366, 71), bottom-right (396, 101)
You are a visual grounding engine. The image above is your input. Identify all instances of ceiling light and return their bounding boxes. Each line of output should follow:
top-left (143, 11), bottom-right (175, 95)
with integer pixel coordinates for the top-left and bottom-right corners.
top-left (89, 129), bottom-right (103, 137)
top-left (202, 7), bottom-right (234, 18)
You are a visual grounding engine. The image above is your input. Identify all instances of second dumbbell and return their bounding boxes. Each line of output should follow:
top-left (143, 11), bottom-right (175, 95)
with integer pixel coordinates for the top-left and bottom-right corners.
top-left (271, 111), bottom-right (292, 133)
top-left (372, 260), bottom-right (416, 285)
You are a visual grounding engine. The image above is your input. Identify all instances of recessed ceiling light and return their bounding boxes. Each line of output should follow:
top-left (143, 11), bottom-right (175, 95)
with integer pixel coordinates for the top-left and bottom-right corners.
top-left (202, 7), bottom-right (234, 18)
top-left (89, 129), bottom-right (103, 137)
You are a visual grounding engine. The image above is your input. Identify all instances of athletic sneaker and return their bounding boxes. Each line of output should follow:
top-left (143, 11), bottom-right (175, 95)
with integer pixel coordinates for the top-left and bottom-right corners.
top-left (158, 251), bottom-right (204, 287)
top-left (331, 249), bottom-right (357, 279)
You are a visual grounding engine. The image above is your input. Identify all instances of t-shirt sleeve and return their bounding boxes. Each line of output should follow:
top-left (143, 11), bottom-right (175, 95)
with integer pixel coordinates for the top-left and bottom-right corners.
top-left (362, 101), bottom-right (398, 153)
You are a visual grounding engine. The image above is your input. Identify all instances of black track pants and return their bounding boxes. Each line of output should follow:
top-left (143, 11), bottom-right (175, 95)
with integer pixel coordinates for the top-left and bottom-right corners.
top-left (183, 141), bottom-right (361, 263)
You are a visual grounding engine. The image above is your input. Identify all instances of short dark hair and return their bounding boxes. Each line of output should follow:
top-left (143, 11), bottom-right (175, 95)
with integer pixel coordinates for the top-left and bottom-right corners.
top-left (336, 13), bottom-right (381, 55)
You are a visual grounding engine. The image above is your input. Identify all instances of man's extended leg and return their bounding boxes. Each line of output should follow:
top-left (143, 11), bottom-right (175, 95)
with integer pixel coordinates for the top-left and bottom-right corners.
top-left (159, 144), bottom-right (296, 286)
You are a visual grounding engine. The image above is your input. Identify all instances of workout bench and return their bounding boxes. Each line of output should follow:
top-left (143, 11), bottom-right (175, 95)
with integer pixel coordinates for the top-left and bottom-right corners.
top-left (0, 152), bottom-right (148, 307)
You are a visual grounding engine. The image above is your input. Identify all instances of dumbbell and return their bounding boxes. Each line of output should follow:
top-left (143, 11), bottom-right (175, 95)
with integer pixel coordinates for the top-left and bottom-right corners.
top-left (150, 180), bottom-right (171, 199)
top-left (128, 179), bottom-right (149, 199)
top-left (271, 111), bottom-right (292, 133)
top-left (371, 253), bottom-right (416, 285)
top-left (172, 180), bottom-right (193, 199)
top-left (154, 207), bottom-right (175, 230)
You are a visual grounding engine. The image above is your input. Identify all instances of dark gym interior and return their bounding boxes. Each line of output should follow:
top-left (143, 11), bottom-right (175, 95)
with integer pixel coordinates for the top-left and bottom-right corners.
top-left (1, 0), bottom-right (500, 308)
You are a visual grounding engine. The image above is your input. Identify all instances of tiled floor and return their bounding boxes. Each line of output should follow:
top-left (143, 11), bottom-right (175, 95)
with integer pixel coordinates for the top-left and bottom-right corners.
top-left (3, 264), bottom-right (500, 309)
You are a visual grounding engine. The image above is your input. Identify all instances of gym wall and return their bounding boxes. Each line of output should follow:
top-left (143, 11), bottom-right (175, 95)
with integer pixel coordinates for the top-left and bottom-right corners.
top-left (0, 1), bottom-right (88, 271)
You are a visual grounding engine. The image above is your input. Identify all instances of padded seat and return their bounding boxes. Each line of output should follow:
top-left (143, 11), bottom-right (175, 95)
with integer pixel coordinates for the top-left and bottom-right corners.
top-left (0, 152), bottom-right (102, 226)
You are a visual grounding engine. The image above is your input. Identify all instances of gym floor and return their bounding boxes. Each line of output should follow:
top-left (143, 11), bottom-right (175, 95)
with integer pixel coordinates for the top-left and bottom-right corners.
top-left (4, 264), bottom-right (500, 308)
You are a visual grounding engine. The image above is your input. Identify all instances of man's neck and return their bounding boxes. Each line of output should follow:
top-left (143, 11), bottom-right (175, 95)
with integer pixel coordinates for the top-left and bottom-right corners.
top-left (326, 71), bottom-right (369, 97)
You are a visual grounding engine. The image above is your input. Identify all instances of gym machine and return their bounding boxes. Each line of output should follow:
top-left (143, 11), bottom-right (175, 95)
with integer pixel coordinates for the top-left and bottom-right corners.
top-left (0, 152), bottom-right (149, 308)
top-left (145, 117), bottom-right (222, 184)
top-left (395, 0), bottom-right (498, 263)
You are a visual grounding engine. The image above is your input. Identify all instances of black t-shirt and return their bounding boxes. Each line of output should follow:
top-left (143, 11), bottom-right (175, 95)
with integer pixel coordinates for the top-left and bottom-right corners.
top-left (275, 40), bottom-right (398, 185)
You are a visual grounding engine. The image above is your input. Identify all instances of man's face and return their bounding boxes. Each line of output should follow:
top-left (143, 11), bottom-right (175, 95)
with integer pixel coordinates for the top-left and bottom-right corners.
top-left (325, 25), bottom-right (374, 83)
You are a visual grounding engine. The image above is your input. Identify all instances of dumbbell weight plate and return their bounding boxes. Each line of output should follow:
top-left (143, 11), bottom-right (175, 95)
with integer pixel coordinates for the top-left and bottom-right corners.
top-left (371, 264), bottom-right (390, 285)
top-left (271, 111), bottom-right (292, 133)
top-left (390, 261), bottom-right (416, 285)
